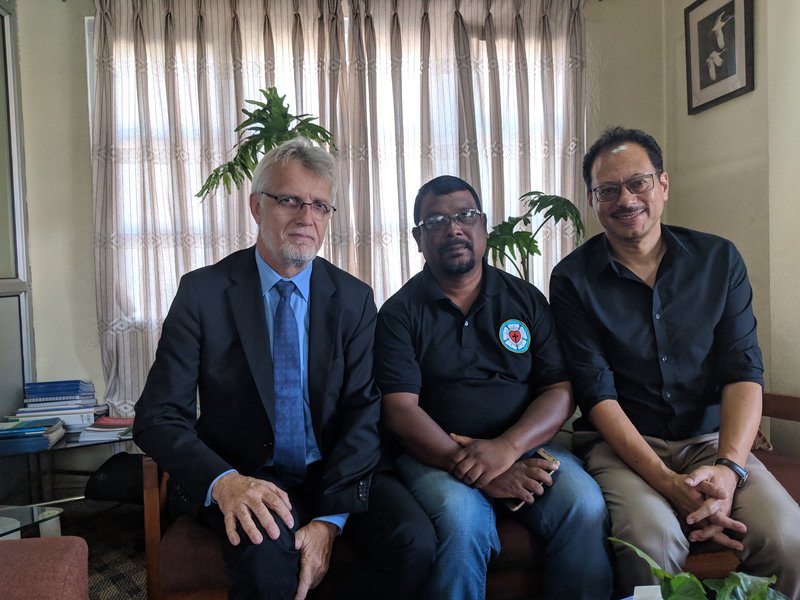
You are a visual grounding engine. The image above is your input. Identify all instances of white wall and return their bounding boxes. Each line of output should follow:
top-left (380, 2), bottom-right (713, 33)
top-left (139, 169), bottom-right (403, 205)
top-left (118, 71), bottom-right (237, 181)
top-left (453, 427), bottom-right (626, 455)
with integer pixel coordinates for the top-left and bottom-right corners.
top-left (584, 0), bottom-right (666, 239)
top-left (765, 0), bottom-right (800, 456)
top-left (17, 0), bottom-right (103, 395)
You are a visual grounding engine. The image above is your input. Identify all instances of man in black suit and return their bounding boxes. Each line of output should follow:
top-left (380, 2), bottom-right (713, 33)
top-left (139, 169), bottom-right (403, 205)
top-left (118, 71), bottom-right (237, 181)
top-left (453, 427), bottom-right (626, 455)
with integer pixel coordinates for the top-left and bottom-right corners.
top-left (134, 137), bottom-right (434, 600)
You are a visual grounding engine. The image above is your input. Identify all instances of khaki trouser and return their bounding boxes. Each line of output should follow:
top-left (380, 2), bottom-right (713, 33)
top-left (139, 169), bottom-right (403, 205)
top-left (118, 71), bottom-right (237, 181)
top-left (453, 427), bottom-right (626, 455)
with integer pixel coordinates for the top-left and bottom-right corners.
top-left (574, 431), bottom-right (800, 600)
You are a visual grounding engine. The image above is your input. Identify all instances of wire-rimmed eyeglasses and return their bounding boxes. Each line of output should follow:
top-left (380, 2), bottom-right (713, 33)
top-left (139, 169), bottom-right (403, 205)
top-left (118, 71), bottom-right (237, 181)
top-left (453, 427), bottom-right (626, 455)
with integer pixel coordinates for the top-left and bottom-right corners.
top-left (260, 192), bottom-right (336, 220)
top-left (590, 173), bottom-right (659, 203)
top-left (416, 208), bottom-right (483, 232)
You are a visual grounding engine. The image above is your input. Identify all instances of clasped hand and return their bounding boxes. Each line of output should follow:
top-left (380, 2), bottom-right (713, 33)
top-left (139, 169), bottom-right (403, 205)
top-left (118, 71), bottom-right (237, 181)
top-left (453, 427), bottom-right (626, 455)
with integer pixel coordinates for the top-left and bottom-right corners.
top-left (449, 434), bottom-right (558, 506)
top-left (211, 473), bottom-right (337, 600)
top-left (669, 465), bottom-right (747, 551)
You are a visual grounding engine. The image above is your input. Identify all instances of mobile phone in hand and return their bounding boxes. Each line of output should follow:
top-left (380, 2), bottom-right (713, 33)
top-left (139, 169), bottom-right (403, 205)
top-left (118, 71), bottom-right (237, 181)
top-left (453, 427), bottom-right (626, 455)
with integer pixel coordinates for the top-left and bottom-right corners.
top-left (505, 447), bottom-right (561, 512)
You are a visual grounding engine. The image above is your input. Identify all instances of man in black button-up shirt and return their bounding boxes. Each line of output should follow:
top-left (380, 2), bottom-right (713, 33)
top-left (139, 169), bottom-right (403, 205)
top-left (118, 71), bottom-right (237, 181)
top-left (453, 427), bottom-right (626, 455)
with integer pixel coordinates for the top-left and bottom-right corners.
top-left (550, 127), bottom-right (800, 598)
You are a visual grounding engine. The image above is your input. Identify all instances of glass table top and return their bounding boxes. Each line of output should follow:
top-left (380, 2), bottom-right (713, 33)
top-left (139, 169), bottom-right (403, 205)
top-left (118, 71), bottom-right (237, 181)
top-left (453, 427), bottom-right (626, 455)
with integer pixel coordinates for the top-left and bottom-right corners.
top-left (0, 505), bottom-right (63, 537)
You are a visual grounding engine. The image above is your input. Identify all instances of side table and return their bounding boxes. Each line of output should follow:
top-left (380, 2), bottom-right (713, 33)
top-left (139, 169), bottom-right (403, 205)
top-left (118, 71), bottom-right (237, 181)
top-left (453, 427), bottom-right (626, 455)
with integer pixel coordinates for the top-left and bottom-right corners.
top-left (0, 504), bottom-right (64, 538)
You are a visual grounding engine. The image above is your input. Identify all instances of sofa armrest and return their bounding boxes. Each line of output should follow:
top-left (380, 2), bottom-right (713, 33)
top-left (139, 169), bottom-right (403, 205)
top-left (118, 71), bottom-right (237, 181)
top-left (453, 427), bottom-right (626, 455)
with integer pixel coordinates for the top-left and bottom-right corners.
top-left (0, 536), bottom-right (89, 600)
top-left (762, 392), bottom-right (800, 423)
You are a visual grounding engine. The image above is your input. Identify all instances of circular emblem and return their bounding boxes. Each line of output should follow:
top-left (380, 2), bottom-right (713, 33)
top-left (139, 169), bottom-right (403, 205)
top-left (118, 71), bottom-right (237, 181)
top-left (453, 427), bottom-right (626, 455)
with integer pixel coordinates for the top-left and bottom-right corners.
top-left (499, 319), bottom-right (531, 354)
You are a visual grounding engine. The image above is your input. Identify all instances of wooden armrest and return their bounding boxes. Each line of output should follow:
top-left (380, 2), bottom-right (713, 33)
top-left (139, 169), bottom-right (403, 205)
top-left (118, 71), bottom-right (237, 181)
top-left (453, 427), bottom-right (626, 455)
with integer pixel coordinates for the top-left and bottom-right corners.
top-left (143, 456), bottom-right (164, 600)
top-left (762, 393), bottom-right (800, 423)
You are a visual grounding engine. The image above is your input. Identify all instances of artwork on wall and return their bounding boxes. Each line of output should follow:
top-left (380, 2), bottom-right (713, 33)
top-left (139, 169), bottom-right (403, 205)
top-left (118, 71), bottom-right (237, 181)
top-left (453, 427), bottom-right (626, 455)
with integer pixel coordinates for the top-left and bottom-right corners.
top-left (684, 0), bottom-right (754, 115)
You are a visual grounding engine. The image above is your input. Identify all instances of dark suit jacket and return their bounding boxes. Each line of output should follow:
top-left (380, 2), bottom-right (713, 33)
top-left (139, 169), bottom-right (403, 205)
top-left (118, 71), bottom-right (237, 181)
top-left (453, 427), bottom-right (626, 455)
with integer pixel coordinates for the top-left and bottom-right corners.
top-left (133, 248), bottom-right (380, 517)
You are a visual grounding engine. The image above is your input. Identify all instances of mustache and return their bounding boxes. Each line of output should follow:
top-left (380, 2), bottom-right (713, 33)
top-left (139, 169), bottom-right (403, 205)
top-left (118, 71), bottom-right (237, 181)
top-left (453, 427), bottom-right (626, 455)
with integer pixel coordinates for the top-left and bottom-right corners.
top-left (610, 206), bottom-right (645, 218)
top-left (440, 239), bottom-right (473, 253)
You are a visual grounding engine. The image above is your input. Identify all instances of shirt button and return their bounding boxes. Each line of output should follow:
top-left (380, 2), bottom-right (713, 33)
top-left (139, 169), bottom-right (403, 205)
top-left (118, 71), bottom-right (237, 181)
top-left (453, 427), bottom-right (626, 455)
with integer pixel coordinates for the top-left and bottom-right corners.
top-left (655, 313), bottom-right (661, 320)
top-left (464, 320), bottom-right (469, 327)
top-left (661, 356), bottom-right (668, 362)
top-left (665, 392), bottom-right (671, 399)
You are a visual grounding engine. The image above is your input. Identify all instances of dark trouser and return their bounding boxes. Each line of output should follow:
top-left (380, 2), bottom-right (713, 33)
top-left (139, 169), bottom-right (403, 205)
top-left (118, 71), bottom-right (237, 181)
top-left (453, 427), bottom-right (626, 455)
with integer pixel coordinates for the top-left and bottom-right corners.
top-left (198, 470), bottom-right (436, 600)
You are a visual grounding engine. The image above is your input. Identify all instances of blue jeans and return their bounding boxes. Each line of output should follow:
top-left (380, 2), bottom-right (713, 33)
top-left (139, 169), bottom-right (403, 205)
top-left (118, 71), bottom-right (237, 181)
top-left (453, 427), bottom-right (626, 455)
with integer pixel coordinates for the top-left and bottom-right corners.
top-left (396, 443), bottom-right (613, 600)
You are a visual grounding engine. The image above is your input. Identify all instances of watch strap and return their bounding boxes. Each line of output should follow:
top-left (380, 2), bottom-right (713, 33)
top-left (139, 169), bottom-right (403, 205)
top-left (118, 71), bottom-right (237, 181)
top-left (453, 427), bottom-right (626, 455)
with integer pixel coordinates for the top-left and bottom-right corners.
top-left (713, 457), bottom-right (748, 488)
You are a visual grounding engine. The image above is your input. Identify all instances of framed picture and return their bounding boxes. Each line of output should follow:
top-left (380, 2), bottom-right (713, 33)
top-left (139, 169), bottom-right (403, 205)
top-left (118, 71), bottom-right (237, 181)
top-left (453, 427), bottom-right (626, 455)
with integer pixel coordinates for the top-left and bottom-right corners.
top-left (684, 0), bottom-right (754, 115)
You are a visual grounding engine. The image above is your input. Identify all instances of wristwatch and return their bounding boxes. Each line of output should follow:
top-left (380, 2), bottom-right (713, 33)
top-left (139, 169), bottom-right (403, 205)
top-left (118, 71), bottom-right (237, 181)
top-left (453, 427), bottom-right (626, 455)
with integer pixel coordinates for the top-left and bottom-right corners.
top-left (713, 457), bottom-right (749, 488)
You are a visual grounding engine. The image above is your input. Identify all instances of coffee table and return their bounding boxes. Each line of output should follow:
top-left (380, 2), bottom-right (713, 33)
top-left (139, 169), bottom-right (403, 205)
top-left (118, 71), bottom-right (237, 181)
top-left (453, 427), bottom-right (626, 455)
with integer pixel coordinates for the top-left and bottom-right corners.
top-left (0, 504), bottom-right (63, 539)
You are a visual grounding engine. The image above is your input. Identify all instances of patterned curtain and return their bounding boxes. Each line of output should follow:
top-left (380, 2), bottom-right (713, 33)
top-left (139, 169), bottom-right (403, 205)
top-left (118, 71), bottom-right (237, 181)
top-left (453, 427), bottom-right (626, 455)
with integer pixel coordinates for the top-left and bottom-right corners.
top-left (92, 0), bottom-right (586, 415)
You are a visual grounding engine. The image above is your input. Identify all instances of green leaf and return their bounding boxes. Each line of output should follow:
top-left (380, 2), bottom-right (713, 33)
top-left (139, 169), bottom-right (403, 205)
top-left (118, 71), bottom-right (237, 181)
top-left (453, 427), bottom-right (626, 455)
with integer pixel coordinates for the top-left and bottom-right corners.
top-left (486, 190), bottom-right (584, 279)
top-left (197, 87), bottom-right (334, 200)
top-left (706, 572), bottom-right (787, 600)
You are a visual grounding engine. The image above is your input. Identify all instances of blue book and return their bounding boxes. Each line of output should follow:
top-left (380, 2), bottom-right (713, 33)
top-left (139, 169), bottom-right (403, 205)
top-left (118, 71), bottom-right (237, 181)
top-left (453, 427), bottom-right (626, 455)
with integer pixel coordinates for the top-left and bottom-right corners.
top-left (24, 380), bottom-right (94, 398)
top-left (0, 417), bottom-right (63, 436)
top-left (0, 435), bottom-right (54, 455)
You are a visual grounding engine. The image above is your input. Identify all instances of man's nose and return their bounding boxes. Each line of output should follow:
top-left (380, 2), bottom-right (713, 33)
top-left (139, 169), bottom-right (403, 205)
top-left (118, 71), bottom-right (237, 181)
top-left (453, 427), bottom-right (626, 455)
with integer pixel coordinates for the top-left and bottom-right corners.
top-left (615, 186), bottom-right (639, 206)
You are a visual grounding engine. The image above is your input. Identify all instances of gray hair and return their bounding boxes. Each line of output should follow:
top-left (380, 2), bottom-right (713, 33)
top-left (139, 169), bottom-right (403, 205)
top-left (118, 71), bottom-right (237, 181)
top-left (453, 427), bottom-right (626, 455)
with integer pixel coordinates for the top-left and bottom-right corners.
top-left (251, 136), bottom-right (337, 202)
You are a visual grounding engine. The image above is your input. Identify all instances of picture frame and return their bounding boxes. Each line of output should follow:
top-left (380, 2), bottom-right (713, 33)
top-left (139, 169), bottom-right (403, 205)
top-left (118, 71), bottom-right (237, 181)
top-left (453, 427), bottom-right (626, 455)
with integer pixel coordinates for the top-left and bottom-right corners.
top-left (684, 0), bottom-right (754, 115)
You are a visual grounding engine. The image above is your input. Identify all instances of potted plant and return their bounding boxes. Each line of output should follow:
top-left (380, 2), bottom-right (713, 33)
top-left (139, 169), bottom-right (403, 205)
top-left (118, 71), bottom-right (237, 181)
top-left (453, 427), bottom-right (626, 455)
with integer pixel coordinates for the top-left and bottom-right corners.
top-left (485, 191), bottom-right (585, 281)
top-left (196, 87), bottom-right (333, 200)
top-left (610, 537), bottom-right (789, 600)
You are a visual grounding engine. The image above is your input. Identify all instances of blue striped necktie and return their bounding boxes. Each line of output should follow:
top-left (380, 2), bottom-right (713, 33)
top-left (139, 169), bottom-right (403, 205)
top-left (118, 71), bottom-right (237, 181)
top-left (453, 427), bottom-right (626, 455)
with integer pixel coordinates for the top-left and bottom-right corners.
top-left (272, 280), bottom-right (306, 483)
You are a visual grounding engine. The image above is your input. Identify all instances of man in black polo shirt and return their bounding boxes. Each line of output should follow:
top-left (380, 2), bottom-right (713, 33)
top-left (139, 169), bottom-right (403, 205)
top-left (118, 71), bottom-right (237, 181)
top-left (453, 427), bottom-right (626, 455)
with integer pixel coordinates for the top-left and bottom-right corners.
top-left (375, 175), bottom-right (613, 600)
top-left (550, 127), bottom-right (800, 598)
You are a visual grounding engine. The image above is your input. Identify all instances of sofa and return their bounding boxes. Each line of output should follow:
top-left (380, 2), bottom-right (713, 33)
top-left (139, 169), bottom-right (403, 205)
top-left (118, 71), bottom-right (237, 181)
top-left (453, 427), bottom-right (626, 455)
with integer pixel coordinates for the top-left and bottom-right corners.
top-left (142, 392), bottom-right (800, 600)
top-left (0, 536), bottom-right (89, 600)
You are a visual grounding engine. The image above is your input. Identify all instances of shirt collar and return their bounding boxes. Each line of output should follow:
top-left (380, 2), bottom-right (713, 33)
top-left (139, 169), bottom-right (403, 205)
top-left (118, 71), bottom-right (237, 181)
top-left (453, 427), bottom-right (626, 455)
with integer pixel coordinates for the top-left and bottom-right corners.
top-left (254, 247), bottom-right (313, 301)
top-left (591, 224), bottom-right (692, 277)
top-left (420, 258), bottom-right (503, 305)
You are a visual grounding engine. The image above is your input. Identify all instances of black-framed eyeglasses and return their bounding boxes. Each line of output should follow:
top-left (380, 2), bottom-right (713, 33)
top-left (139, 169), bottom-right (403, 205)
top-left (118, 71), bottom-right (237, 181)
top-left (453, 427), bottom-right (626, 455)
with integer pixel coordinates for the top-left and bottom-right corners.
top-left (260, 192), bottom-right (336, 220)
top-left (416, 208), bottom-right (483, 232)
top-left (590, 173), bottom-right (659, 203)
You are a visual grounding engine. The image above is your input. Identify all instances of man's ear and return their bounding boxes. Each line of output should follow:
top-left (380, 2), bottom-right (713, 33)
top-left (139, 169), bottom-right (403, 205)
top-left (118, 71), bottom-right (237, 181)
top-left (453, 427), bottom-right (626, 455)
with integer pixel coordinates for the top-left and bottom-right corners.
top-left (660, 171), bottom-right (669, 201)
top-left (412, 226), bottom-right (422, 252)
top-left (249, 193), bottom-right (262, 223)
top-left (586, 191), bottom-right (594, 209)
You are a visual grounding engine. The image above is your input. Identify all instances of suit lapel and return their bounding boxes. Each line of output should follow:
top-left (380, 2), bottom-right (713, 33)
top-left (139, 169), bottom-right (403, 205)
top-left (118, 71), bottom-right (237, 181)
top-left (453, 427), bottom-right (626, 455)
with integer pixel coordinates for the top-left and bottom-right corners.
top-left (227, 249), bottom-right (276, 426)
top-left (308, 259), bottom-right (337, 435)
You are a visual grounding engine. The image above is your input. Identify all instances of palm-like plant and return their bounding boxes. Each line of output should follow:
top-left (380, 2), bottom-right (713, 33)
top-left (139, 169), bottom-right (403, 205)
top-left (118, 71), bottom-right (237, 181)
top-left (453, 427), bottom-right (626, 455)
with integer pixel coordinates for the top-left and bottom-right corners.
top-left (486, 191), bottom-right (585, 281)
top-left (196, 87), bottom-right (333, 200)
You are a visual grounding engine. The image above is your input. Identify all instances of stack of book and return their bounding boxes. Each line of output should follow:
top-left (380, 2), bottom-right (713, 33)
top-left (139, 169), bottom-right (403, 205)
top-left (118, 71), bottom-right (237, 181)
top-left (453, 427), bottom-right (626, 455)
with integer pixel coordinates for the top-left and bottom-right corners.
top-left (0, 417), bottom-right (66, 455)
top-left (17, 380), bottom-right (108, 437)
top-left (77, 416), bottom-right (134, 442)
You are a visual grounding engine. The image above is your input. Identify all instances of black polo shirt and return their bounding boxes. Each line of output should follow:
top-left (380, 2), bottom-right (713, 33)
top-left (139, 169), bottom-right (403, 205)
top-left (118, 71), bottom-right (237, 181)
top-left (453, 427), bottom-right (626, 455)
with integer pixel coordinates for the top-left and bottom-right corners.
top-left (549, 225), bottom-right (764, 440)
top-left (376, 261), bottom-right (568, 439)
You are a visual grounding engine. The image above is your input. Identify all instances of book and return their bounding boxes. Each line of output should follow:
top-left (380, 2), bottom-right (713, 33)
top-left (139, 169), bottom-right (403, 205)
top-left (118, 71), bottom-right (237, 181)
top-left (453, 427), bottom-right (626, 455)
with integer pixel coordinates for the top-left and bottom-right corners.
top-left (23, 394), bottom-right (97, 406)
top-left (0, 417), bottom-right (65, 456)
top-left (78, 416), bottom-right (134, 442)
top-left (13, 406), bottom-right (97, 430)
top-left (0, 417), bottom-right (63, 436)
top-left (24, 380), bottom-right (94, 399)
top-left (0, 425), bottom-right (65, 455)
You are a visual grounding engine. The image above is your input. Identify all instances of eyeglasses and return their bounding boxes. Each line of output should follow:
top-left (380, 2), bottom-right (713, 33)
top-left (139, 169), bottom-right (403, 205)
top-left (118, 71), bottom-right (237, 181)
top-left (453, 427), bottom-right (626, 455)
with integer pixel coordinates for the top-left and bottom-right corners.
top-left (260, 192), bottom-right (336, 220)
top-left (590, 173), bottom-right (658, 203)
top-left (416, 208), bottom-right (483, 232)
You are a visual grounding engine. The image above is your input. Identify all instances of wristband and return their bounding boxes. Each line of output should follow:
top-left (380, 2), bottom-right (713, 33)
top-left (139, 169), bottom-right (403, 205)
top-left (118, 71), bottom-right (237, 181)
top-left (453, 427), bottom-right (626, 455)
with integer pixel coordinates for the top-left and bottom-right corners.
top-left (713, 457), bottom-right (749, 489)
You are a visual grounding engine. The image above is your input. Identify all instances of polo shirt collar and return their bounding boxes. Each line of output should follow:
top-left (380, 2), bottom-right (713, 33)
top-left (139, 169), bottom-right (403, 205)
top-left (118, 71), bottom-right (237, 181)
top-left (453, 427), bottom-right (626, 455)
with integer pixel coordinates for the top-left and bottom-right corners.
top-left (420, 258), bottom-right (503, 304)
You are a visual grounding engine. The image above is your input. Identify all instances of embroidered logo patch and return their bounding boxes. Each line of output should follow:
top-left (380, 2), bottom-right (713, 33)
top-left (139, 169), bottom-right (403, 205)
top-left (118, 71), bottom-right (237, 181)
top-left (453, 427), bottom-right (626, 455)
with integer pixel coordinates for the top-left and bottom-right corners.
top-left (499, 319), bottom-right (531, 354)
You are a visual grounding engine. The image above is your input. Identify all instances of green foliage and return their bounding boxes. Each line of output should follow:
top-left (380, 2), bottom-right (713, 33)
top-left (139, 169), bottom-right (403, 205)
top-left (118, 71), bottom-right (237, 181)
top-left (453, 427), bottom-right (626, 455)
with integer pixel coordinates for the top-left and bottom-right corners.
top-left (485, 191), bottom-right (584, 280)
top-left (609, 538), bottom-right (788, 600)
top-left (196, 87), bottom-right (333, 200)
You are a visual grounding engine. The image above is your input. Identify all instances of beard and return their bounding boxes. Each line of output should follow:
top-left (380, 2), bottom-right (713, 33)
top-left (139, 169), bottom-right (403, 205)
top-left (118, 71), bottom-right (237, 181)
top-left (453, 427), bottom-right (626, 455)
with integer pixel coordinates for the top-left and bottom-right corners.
top-left (261, 228), bottom-right (319, 268)
top-left (438, 240), bottom-right (476, 275)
